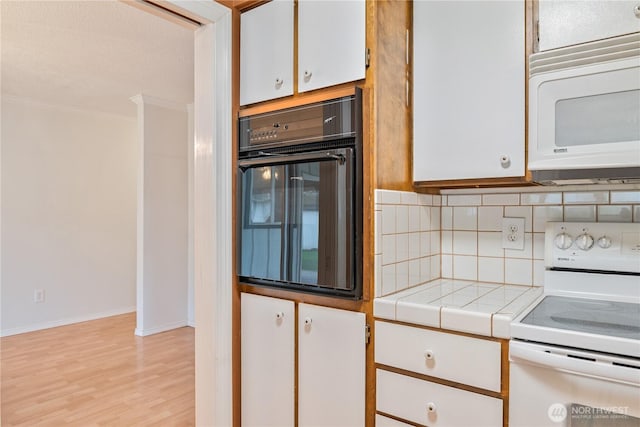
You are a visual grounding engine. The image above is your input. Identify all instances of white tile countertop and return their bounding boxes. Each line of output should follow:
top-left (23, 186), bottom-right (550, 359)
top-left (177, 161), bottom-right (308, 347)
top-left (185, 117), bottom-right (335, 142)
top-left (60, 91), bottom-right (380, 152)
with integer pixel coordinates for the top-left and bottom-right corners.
top-left (374, 279), bottom-right (543, 338)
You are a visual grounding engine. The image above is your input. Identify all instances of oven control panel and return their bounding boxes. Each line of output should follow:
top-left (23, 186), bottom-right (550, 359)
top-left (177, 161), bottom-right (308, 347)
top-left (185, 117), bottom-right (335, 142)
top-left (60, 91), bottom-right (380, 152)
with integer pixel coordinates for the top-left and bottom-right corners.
top-left (545, 222), bottom-right (640, 273)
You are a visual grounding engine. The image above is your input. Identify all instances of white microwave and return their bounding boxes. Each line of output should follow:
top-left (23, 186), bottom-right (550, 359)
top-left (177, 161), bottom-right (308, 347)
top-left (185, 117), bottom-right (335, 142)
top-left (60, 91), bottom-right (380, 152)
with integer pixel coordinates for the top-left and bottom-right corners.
top-left (528, 33), bottom-right (640, 185)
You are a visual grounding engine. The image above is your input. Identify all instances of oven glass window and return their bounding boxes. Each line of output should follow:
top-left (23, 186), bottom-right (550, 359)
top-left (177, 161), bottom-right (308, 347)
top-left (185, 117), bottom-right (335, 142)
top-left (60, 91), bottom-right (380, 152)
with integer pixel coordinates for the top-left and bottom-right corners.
top-left (238, 148), bottom-right (354, 293)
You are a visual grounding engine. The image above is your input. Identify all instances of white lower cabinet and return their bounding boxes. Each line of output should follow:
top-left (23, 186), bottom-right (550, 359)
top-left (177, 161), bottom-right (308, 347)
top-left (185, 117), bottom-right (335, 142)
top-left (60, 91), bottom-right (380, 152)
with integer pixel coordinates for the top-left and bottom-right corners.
top-left (241, 293), bottom-right (295, 427)
top-left (377, 370), bottom-right (503, 427)
top-left (375, 320), bottom-right (505, 426)
top-left (298, 303), bottom-right (366, 427)
top-left (241, 294), bottom-right (366, 427)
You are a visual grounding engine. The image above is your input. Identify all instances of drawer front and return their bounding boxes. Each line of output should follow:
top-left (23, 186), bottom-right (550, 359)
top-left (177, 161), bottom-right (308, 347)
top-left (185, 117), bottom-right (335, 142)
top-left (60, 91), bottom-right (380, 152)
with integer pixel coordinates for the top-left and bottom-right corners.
top-left (377, 369), bottom-right (503, 427)
top-left (375, 414), bottom-right (413, 427)
top-left (375, 320), bottom-right (502, 392)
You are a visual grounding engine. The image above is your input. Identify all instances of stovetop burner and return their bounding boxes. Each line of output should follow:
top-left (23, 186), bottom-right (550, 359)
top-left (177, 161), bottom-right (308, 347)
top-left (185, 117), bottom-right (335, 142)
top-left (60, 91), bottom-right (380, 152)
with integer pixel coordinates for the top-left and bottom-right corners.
top-left (521, 295), bottom-right (640, 341)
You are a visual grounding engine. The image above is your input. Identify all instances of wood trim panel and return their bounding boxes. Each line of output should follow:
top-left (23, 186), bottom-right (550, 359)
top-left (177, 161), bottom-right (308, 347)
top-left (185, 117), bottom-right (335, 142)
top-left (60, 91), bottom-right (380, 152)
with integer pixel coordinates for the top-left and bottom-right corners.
top-left (524, 0), bottom-right (536, 186)
top-left (370, 0), bottom-right (413, 191)
top-left (501, 339), bottom-right (511, 427)
top-left (414, 176), bottom-right (536, 190)
top-left (216, 0), bottom-right (268, 13)
top-left (531, 0), bottom-right (540, 54)
top-left (238, 84), bottom-right (358, 117)
top-left (231, 6), bottom-right (242, 427)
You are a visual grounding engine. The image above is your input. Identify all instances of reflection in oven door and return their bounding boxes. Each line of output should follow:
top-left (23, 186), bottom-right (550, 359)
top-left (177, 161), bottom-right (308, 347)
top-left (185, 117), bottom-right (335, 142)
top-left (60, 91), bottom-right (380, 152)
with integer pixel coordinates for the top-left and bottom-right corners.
top-left (238, 147), bottom-right (357, 297)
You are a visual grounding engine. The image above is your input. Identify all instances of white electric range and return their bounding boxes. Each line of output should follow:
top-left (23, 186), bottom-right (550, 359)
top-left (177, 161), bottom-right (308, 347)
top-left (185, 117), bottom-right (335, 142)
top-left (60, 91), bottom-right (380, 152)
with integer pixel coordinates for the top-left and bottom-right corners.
top-left (509, 222), bottom-right (640, 427)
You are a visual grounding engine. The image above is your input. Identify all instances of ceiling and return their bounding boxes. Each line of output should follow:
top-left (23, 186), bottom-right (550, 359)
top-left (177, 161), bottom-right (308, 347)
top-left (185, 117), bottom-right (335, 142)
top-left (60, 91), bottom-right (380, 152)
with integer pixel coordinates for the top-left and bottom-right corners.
top-left (1, 0), bottom-right (195, 117)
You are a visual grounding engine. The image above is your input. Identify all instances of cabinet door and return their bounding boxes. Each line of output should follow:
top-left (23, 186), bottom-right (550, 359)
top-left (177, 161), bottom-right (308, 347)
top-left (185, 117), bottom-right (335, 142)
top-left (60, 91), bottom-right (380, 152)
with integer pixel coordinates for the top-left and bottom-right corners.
top-left (240, 0), bottom-right (294, 106)
top-left (539, 0), bottom-right (640, 51)
top-left (298, 303), bottom-right (366, 426)
top-left (241, 293), bottom-right (295, 427)
top-left (297, 0), bottom-right (366, 93)
top-left (413, 1), bottom-right (525, 182)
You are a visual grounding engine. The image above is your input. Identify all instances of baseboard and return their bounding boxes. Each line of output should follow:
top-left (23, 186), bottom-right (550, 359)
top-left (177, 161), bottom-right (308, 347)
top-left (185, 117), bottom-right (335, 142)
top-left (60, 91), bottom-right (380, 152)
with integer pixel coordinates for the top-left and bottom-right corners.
top-left (0, 306), bottom-right (137, 337)
top-left (134, 319), bottom-right (189, 336)
top-left (187, 320), bottom-right (196, 328)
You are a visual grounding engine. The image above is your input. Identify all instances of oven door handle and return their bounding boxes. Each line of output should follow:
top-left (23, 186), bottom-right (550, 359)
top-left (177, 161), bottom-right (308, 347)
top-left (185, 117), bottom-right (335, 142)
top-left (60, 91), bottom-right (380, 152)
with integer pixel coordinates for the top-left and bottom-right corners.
top-left (238, 150), bottom-right (348, 171)
top-left (510, 341), bottom-right (640, 386)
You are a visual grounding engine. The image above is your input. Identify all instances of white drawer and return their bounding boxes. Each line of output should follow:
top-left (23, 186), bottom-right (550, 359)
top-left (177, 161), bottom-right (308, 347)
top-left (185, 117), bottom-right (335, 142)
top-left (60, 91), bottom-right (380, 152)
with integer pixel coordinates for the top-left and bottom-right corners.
top-left (375, 414), bottom-right (413, 427)
top-left (377, 369), bottom-right (503, 427)
top-left (375, 320), bottom-right (502, 392)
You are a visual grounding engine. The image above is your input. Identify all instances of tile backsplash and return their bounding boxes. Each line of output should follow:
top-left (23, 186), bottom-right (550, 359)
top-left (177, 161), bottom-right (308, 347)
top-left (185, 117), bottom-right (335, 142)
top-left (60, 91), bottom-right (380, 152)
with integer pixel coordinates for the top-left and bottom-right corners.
top-left (374, 186), bottom-right (640, 297)
top-left (374, 190), bottom-right (441, 298)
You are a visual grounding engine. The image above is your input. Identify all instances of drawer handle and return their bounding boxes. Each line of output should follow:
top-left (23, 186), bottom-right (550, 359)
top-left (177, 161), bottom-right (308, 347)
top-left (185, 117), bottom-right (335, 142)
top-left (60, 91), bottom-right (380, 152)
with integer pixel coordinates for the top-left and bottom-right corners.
top-left (275, 78), bottom-right (283, 87)
top-left (304, 317), bottom-right (312, 326)
top-left (275, 312), bottom-right (284, 320)
top-left (427, 402), bottom-right (437, 413)
top-left (424, 350), bottom-right (434, 361)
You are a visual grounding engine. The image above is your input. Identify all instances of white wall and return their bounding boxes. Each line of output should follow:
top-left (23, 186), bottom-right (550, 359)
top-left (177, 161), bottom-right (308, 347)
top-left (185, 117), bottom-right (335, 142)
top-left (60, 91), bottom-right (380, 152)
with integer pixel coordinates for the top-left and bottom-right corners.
top-left (132, 95), bottom-right (189, 336)
top-left (1, 96), bottom-right (137, 336)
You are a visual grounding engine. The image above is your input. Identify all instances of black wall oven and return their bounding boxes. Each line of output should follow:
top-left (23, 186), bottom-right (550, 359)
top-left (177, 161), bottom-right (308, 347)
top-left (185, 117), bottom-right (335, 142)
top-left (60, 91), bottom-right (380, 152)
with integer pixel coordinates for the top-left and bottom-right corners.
top-left (237, 91), bottom-right (362, 299)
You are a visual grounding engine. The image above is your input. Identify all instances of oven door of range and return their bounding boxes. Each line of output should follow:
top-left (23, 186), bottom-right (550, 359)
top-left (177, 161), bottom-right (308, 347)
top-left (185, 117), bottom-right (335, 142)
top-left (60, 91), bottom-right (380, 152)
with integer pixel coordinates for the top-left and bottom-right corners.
top-left (509, 340), bottom-right (640, 427)
top-left (237, 147), bottom-right (356, 295)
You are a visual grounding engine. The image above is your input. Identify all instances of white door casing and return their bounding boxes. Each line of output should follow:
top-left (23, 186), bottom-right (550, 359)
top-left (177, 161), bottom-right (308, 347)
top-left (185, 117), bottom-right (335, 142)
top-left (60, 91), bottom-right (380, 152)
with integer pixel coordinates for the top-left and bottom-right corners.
top-left (159, 1), bottom-right (233, 426)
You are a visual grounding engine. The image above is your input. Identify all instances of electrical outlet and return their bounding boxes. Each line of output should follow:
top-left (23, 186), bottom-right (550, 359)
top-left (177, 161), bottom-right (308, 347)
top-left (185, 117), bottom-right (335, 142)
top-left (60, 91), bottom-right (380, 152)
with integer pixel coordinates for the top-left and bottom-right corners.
top-left (33, 289), bottom-right (45, 303)
top-left (502, 217), bottom-right (525, 250)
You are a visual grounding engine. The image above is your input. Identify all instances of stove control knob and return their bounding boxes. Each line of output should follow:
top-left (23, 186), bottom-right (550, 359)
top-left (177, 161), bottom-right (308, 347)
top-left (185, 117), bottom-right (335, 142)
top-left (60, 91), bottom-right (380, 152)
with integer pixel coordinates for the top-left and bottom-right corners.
top-left (554, 232), bottom-right (573, 250)
top-left (575, 233), bottom-right (595, 251)
top-left (597, 235), bottom-right (612, 249)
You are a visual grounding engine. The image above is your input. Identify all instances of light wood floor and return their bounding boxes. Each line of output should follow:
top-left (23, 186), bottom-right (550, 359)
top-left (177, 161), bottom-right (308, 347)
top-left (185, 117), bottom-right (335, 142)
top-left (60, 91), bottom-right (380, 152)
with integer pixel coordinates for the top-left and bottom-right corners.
top-left (1, 313), bottom-right (194, 426)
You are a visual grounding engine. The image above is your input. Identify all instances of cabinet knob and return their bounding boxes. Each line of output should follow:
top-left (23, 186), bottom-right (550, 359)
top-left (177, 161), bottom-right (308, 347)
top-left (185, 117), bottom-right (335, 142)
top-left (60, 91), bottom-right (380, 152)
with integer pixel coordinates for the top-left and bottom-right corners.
top-left (427, 402), bottom-right (437, 413)
top-left (424, 350), bottom-right (434, 361)
top-left (500, 155), bottom-right (511, 168)
top-left (275, 312), bottom-right (284, 320)
top-left (275, 78), bottom-right (283, 87)
top-left (634, 4), bottom-right (640, 18)
top-left (304, 317), bottom-right (312, 326)
top-left (303, 70), bottom-right (312, 81)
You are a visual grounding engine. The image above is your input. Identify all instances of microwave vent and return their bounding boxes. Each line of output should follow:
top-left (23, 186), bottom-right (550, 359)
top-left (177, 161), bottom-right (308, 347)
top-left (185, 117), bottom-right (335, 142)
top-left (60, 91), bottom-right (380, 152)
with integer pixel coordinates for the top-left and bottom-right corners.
top-left (530, 33), bottom-right (640, 76)
top-left (532, 167), bottom-right (640, 186)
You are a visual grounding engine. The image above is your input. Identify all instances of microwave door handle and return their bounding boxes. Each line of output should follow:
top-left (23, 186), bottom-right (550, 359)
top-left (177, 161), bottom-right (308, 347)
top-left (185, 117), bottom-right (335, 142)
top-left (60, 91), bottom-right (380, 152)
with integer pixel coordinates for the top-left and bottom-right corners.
top-left (239, 151), bottom-right (347, 170)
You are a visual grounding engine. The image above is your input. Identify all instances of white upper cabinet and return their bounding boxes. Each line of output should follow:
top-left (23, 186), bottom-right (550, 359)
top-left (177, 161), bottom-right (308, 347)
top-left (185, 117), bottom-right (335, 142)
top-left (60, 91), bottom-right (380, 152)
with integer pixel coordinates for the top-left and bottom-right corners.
top-left (298, 303), bottom-right (366, 427)
top-left (413, 0), bottom-right (525, 182)
top-left (538, 0), bottom-right (640, 51)
top-left (240, 0), bottom-right (294, 106)
top-left (297, 0), bottom-right (366, 93)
